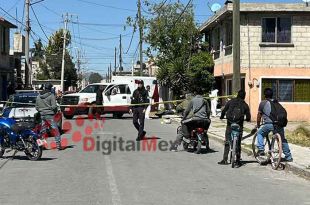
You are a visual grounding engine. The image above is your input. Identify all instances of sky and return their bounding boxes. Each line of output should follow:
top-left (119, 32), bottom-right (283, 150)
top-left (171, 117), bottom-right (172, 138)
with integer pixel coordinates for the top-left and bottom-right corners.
top-left (0, 0), bottom-right (301, 77)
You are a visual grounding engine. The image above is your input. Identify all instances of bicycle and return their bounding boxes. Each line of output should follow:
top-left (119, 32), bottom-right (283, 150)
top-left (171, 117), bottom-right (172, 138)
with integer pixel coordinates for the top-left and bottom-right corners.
top-left (252, 124), bottom-right (283, 170)
top-left (229, 123), bottom-right (242, 168)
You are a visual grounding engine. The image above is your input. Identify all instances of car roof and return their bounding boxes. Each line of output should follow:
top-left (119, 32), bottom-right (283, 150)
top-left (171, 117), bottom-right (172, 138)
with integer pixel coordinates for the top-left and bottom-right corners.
top-left (87, 83), bottom-right (110, 85)
top-left (13, 92), bottom-right (39, 97)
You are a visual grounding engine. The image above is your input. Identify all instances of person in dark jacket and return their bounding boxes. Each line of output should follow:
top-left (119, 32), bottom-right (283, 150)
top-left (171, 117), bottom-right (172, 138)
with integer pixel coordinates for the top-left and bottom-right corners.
top-left (218, 90), bottom-right (251, 167)
top-left (129, 80), bottom-right (149, 141)
top-left (95, 85), bottom-right (105, 119)
top-left (35, 83), bottom-right (62, 150)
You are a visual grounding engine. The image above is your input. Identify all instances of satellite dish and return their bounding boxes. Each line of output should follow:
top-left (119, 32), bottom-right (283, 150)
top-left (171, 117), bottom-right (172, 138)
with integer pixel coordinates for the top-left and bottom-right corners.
top-left (211, 3), bottom-right (222, 13)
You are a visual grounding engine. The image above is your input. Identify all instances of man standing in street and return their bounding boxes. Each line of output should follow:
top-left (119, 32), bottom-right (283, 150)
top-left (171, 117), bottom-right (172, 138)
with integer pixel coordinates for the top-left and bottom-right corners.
top-left (129, 80), bottom-right (149, 141)
top-left (218, 90), bottom-right (251, 167)
top-left (35, 83), bottom-right (62, 150)
top-left (95, 85), bottom-right (105, 119)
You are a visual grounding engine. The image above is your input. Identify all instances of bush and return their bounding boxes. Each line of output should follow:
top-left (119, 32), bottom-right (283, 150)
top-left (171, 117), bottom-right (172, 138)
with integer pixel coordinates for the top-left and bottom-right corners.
top-left (286, 125), bottom-right (310, 147)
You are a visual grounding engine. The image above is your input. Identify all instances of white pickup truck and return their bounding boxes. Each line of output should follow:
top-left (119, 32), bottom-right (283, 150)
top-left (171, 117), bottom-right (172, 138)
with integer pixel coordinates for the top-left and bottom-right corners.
top-left (61, 77), bottom-right (158, 119)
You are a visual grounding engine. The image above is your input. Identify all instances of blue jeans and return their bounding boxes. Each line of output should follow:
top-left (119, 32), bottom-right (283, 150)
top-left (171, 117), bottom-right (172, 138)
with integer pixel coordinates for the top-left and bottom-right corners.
top-left (41, 116), bottom-right (61, 144)
top-left (256, 124), bottom-right (292, 160)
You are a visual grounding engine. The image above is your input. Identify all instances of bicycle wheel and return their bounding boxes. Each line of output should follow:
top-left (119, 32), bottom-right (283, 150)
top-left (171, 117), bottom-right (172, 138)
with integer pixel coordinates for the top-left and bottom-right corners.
top-left (252, 133), bottom-right (271, 165)
top-left (269, 133), bottom-right (282, 170)
top-left (231, 137), bottom-right (237, 168)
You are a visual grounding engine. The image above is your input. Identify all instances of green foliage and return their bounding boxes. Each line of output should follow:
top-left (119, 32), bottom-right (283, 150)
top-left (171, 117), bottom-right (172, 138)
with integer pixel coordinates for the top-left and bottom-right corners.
top-left (89, 72), bottom-right (103, 84)
top-left (144, 1), bottom-right (214, 95)
top-left (32, 39), bottom-right (44, 61)
top-left (34, 29), bottom-right (77, 89)
top-left (187, 52), bottom-right (214, 93)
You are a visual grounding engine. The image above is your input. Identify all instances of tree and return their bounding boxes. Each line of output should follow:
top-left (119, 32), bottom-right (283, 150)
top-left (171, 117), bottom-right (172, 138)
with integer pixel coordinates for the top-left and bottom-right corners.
top-left (89, 73), bottom-right (103, 84)
top-left (143, 1), bottom-right (214, 95)
top-left (43, 29), bottom-right (77, 89)
top-left (187, 52), bottom-right (214, 94)
top-left (32, 39), bottom-right (44, 61)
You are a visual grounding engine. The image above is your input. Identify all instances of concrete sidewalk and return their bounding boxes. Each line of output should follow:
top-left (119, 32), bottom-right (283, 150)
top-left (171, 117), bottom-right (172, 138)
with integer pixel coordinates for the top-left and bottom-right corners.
top-left (170, 116), bottom-right (310, 180)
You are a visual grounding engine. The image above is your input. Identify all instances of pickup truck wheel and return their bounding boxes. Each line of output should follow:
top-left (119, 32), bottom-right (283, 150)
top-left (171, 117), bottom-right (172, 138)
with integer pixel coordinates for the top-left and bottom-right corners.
top-left (113, 113), bottom-right (123, 119)
top-left (64, 114), bottom-right (74, 120)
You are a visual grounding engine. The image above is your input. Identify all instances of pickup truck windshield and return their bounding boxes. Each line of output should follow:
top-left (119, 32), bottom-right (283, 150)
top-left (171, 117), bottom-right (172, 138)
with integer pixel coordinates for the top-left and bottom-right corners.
top-left (79, 85), bottom-right (107, 93)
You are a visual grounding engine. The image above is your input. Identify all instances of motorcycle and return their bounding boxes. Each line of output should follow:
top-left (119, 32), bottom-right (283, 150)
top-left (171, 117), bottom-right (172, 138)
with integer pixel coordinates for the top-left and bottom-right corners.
top-left (0, 118), bottom-right (46, 161)
top-left (177, 119), bottom-right (210, 154)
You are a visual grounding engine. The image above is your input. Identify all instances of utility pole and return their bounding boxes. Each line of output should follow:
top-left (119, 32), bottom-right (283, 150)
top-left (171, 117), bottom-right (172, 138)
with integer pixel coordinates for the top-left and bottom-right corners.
top-left (119, 34), bottom-right (123, 72)
top-left (25, 0), bottom-right (30, 88)
top-left (138, 0), bottom-right (143, 76)
top-left (60, 13), bottom-right (69, 92)
top-left (232, 0), bottom-right (241, 93)
top-left (109, 62), bottom-right (112, 82)
top-left (106, 66), bottom-right (110, 83)
top-left (76, 49), bottom-right (82, 89)
top-left (114, 47), bottom-right (117, 74)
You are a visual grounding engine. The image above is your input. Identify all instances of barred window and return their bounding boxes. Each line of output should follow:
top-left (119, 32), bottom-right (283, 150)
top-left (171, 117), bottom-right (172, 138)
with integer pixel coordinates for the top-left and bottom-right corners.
top-left (262, 79), bottom-right (310, 102)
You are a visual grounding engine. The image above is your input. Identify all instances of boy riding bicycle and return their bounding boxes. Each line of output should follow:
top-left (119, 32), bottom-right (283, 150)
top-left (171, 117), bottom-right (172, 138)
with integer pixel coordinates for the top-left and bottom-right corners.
top-left (256, 88), bottom-right (293, 162)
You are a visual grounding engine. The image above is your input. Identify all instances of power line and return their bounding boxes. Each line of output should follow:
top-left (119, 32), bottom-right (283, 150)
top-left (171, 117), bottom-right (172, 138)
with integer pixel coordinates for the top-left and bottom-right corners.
top-left (30, 5), bottom-right (49, 40)
top-left (76, 0), bottom-right (137, 12)
top-left (77, 23), bottom-right (125, 36)
top-left (125, 21), bottom-right (137, 54)
top-left (141, 0), bottom-right (169, 15)
top-left (2, 0), bottom-right (22, 17)
top-left (172, 0), bottom-right (193, 26)
top-left (71, 21), bottom-right (125, 27)
top-left (39, 3), bottom-right (62, 17)
top-left (74, 36), bottom-right (121, 41)
top-left (0, 6), bottom-right (25, 26)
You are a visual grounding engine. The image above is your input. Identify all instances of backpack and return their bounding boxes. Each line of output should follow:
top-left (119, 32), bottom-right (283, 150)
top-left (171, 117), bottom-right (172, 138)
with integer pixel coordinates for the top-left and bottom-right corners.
top-left (226, 99), bottom-right (244, 123)
top-left (268, 100), bottom-right (288, 127)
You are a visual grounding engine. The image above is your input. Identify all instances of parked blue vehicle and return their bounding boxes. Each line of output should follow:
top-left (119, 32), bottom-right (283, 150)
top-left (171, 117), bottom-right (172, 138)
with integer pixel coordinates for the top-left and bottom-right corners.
top-left (0, 117), bottom-right (45, 161)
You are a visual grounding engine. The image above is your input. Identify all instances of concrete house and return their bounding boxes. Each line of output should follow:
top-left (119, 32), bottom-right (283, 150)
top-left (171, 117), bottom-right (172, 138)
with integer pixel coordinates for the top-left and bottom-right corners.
top-left (200, 3), bottom-right (310, 121)
top-left (0, 18), bottom-right (17, 100)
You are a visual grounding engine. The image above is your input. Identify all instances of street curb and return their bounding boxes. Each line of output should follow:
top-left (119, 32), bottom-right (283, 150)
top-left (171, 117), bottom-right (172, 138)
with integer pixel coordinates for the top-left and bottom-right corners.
top-left (170, 117), bottom-right (310, 180)
top-left (207, 131), bottom-right (310, 181)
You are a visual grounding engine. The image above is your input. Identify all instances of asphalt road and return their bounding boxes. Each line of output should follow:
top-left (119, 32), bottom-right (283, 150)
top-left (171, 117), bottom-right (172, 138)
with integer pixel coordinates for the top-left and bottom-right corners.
top-left (0, 116), bottom-right (309, 205)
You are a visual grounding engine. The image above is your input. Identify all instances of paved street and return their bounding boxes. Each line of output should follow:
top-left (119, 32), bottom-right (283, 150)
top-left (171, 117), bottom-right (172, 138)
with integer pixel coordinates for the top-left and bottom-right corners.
top-left (0, 116), bottom-right (309, 205)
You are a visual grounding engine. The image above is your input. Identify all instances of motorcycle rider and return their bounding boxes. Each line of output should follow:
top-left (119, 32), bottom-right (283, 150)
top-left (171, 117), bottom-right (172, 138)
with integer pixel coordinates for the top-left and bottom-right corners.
top-left (218, 90), bottom-right (251, 167)
top-left (170, 89), bottom-right (211, 151)
top-left (35, 83), bottom-right (62, 150)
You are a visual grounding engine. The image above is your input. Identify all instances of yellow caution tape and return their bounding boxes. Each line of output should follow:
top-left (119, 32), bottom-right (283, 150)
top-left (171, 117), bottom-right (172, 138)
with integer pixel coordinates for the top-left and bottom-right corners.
top-left (0, 94), bottom-right (236, 108)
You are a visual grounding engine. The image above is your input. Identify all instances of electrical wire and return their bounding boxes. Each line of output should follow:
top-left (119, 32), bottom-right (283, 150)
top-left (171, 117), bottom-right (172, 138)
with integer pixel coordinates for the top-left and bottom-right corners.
top-left (30, 5), bottom-right (49, 40)
top-left (76, 0), bottom-right (137, 12)
top-left (71, 22), bottom-right (125, 27)
top-left (172, 0), bottom-right (193, 26)
top-left (2, 0), bottom-right (22, 17)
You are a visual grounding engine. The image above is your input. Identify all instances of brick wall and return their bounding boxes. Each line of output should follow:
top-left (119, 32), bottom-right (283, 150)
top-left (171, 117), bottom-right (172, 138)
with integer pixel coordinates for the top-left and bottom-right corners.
top-left (240, 13), bottom-right (310, 69)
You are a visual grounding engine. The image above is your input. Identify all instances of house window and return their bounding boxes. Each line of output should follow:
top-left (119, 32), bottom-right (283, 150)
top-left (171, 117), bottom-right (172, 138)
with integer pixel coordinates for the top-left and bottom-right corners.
top-left (226, 79), bottom-right (232, 95)
top-left (226, 78), bottom-right (245, 95)
top-left (262, 79), bottom-right (310, 102)
top-left (262, 17), bottom-right (291, 43)
top-left (225, 22), bottom-right (233, 56)
top-left (212, 27), bottom-right (221, 59)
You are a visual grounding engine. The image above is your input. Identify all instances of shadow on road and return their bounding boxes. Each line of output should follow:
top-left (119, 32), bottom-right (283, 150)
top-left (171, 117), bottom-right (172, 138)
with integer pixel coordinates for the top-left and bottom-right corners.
top-left (10, 156), bottom-right (57, 161)
top-left (142, 137), bottom-right (162, 140)
top-left (240, 160), bottom-right (258, 167)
